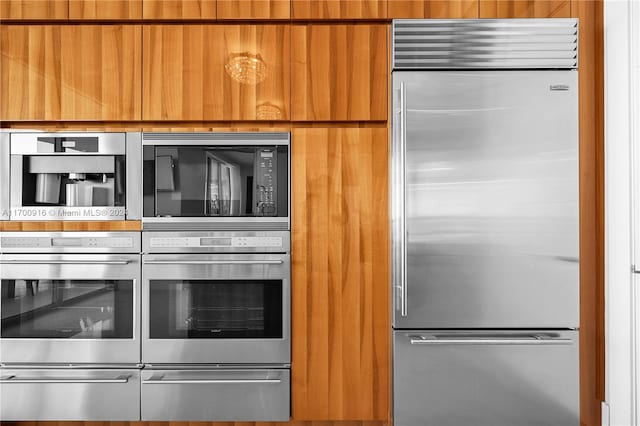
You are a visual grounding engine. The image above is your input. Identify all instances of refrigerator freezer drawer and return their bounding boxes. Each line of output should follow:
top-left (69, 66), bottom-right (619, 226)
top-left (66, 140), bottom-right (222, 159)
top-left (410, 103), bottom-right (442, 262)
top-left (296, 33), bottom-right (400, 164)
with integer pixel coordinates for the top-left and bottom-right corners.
top-left (141, 368), bottom-right (290, 421)
top-left (0, 368), bottom-right (141, 421)
top-left (393, 330), bottom-right (579, 426)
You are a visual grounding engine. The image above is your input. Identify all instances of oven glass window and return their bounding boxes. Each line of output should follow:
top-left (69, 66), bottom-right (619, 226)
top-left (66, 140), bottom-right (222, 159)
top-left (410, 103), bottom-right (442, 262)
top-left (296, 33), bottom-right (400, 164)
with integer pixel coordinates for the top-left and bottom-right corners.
top-left (1, 280), bottom-right (133, 339)
top-left (149, 280), bottom-right (283, 339)
top-left (143, 146), bottom-right (288, 218)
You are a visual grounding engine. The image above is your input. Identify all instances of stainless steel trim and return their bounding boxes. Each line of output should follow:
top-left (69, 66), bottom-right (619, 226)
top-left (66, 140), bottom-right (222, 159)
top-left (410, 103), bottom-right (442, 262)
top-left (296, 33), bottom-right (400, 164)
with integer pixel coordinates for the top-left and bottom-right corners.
top-left (142, 379), bottom-right (282, 384)
top-left (143, 260), bottom-right (283, 265)
top-left (10, 133), bottom-right (126, 155)
top-left (409, 335), bottom-right (574, 345)
top-left (142, 132), bottom-right (290, 145)
top-left (142, 230), bottom-right (290, 254)
top-left (0, 232), bottom-right (142, 254)
top-left (126, 132), bottom-right (142, 220)
top-left (0, 260), bottom-right (131, 264)
top-left (0, 131), bottom-right (9, 221)
top-left (399, 82), bottom-right (408, 317)
top-left (1, 375), bottom-right (131, 384)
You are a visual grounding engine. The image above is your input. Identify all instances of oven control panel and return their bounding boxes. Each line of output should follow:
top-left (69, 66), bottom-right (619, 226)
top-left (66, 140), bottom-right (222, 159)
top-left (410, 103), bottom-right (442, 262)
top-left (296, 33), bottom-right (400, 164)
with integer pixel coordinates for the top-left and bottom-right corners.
top-left (149, 236), bottom-right (283, 249)
top-left (0, 232), bottom-right (141, 253)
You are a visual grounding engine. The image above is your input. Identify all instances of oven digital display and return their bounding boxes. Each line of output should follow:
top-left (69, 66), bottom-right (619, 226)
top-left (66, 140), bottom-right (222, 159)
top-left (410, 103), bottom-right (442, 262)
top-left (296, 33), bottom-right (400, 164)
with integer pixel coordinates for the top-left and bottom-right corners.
top-left (200, 238), bottom-right (232, 246)
top-left (52, 238), bottom-right (83, 247)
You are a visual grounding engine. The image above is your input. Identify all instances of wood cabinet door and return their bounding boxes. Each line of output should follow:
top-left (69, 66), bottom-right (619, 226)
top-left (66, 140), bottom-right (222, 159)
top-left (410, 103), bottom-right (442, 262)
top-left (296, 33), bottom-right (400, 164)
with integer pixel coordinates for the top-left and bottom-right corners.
top-left (69, 0), bottom-right (143, 19)
top-left (388, 0), bottom-right (478, 18)
top-left (479, 0), bottom-right (570, 17)
top-left (217, 0), bottom-right (290, 19)
top-left (291, 127), bottom-right (390, 421)
top-left (1, 25), bottom-right (142, 121)
top-left (142, 0), bottom-right (216, 18)
top-left (291, 25), bottom-right (387, 121)
top-left (291, 0), bottom-right (386, 19)
top-left (0, 0), bottom-right (68, 19)
top-left (143, 25), bottom-right (290, 120)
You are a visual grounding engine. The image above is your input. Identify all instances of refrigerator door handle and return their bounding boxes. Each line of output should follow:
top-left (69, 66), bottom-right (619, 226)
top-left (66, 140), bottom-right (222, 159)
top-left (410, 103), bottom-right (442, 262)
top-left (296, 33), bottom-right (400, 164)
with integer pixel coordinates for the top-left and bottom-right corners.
top-left (393, 82), bottom-right (408, 318)
top-left (409, 334), bottom-right (574, 345)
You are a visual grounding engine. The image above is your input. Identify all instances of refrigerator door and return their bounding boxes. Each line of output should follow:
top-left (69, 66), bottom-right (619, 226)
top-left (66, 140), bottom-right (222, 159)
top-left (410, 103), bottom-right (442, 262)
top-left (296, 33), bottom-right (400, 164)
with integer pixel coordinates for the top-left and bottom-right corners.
top-left (392, 71), bottom-right (579, 328)
top-left (393, 330), bottom-right (579, 426)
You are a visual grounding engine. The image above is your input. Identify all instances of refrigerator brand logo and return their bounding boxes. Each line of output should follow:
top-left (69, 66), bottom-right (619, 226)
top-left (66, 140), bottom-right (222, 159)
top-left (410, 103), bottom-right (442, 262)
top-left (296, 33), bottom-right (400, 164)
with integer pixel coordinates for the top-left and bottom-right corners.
top-left (550, 84), bottom-right (571, 91)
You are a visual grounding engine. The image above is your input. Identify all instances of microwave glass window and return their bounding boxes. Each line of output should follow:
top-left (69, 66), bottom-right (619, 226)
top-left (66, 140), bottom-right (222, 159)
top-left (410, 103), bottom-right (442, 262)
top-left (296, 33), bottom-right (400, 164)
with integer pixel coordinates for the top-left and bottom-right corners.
top-left (149, 280), bottom-right (283, 339)
top-left (143, 146), bottom-right (288, 218)
top-left (1, 279), bottom-right (133, 339)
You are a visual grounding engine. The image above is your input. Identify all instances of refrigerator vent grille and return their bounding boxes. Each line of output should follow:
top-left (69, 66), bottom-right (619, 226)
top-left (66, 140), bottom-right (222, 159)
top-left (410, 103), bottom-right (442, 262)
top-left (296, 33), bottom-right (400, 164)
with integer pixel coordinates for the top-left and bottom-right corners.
top-left (392, 19), bottom-right (578, 70)
top-left (142, 132), bottom-right (290, 144)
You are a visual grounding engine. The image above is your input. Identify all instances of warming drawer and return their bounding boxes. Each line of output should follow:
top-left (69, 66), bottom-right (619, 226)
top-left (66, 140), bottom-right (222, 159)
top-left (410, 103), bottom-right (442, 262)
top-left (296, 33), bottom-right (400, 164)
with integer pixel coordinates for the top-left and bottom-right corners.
top-left (0, 367), bottom-right (141, 421)
top-left (141, 367), bottom-right (290, 421)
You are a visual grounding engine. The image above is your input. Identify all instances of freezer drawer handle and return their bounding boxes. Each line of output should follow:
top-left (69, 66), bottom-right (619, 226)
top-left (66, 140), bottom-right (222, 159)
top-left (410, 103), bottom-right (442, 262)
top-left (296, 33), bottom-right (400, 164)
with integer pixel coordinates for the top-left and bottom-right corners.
top-left (144, 260), bottom-right (283, 265)
top-left (0, 375), bottom-right (131, 384)
top-left (142, 379), bottom-right (282, 384)
top-left (409, 335), bottom-right (573, 345)
top-left (0, 260), bottom-right (131, 265)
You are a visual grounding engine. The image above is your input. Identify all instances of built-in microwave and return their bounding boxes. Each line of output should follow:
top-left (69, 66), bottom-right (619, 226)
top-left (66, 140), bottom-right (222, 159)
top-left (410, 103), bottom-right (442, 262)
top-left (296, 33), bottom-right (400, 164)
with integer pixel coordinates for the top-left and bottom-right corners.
top-left (142, 132), bottom-right (289, 231)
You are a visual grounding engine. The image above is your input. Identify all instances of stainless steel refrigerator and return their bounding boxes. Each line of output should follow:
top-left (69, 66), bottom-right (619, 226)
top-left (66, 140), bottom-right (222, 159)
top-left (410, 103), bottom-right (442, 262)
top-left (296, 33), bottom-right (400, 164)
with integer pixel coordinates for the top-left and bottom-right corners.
top-left (391, 19), bottom-right (580, 426)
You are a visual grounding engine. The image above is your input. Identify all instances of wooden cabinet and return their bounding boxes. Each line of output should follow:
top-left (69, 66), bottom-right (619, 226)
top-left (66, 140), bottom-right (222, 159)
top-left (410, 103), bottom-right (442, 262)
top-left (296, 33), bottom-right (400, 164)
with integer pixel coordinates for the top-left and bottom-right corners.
top-left (0, 0), bottom-right (68, 20)
top-left (291, 25), bottom-right (387, 121)
top-left (478, 0), bottom-right (570, 17)
top-left (69, 0), bottom-right (143, 19)
top-left (388, 0), bottom-right (479, 18)
top-left (142, 0), bottom-right (216, 18)
top-left (291, 0), bottom-right (386, 19)
top-left (143, 25), bottom-right (290, 120)
top-left (291, 128), bottom-right (390, 421)
top-left (218, 0), bottom-right (290, 19)
top-left (0, 25), bottom-right (142, 121)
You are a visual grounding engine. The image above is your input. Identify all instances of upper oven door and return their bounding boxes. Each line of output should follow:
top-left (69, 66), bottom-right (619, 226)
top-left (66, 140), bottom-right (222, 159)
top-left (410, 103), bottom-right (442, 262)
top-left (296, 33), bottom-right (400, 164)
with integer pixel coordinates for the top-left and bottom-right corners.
top-left (142, 253), bottom-right (290, 364)
top-left (142, 132), bottom-right (290, 231)
top-left (0, 254), bottom-right (141, 364)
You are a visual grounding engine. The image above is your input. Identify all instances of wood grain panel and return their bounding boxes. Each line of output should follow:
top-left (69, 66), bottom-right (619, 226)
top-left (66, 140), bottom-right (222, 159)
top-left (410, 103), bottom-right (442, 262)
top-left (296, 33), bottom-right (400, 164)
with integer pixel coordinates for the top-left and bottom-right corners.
top-left (142, 0), bottom-right (216, 18)
top-left (217, 0), bottom-right (290, 19)
top-left (479, 0), bottom-right (570, 17)
top-left (0, 0), bottom-right (69, 20)
top-left (0, 221), bottom-right (142, 231)
top-left (388, 0), bottom-right (478, 18)
top-left (292, 128), bottom-right (389, 420)
top-left (291, 25), bottom-right (387, 121)
top-left (571, 2), bottom-right (604, 426)
top-left (0, 25), bottom-right (142, 121)
top-left (69, 0), bottom-right (143, 19)
top-left (143, 25), bottom-right (290, 121)
top-left (291, 0), bottom-right (386, 19)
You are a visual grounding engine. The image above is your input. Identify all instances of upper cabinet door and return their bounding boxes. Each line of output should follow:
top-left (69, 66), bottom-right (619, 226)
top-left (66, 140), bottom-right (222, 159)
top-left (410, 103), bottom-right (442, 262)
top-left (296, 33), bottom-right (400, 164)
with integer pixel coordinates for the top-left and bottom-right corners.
top-left (388, 0), bottom-right (479, 18)
top-left (218, 0), bottom-right (290, 19)
top-left (143, 0), bottom-right (216, 18)
top-left (291, 0), bottom-right (386, 18)
top-left (69, 0), bottom-right (143, 19)
top-left (0, 0), bottom-right (68, 19)
top-left (1, 25), bottom-right (142, 121)
top-left (291, 24), bottom-right (387, 121)
top-left (143, 25), bottom-right (290, 120)
top-left (479, 0), bottom-right (570, 17)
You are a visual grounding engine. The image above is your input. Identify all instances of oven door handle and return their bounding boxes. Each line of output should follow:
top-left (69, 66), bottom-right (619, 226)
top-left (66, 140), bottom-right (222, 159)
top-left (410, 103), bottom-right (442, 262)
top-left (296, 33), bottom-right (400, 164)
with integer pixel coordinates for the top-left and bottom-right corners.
top-left (0, 375), bottom-right (131, 384)
top-left (142, 378), bottom-right (282, 385)
top-left (143, 260), bottom-right (283, 265)
top-left (0, 260), bottom-right (132, 265)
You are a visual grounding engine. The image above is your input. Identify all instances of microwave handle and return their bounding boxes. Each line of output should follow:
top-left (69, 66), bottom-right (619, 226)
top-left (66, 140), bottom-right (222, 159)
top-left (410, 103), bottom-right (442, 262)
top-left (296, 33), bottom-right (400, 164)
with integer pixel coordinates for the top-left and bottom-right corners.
top-left (144, 260), bottom-right (283, 265)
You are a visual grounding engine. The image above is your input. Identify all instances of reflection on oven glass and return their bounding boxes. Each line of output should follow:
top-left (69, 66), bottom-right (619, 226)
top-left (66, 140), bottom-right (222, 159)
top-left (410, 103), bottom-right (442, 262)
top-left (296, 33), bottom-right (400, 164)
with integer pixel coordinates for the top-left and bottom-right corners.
top-left (0, 279), bottom-right (133, 339)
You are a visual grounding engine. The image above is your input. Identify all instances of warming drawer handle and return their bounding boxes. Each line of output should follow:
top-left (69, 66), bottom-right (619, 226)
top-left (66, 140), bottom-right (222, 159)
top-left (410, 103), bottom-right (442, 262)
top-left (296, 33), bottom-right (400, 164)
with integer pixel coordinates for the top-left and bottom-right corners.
top-left (409, 335), bottom-right (573, 345)
top-left (0, 375), bottom-right (131, 384)
top-left (144, 260), bottom-right (283, 265)
top-left (0, 260), bottom-right (131, 265)
top-left (142, 379), bottom-right (282, 384)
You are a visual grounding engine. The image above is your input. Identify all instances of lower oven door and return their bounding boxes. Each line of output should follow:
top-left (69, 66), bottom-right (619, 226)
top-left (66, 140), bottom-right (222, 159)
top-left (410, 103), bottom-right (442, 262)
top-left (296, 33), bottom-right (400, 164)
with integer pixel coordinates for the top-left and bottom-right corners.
top-left (142, 254), bottom-right (290, 364)
top-left (0, 254), bottom-right (141, 364)
top-left (0, 367), bottom-right (141, 421)
top-left (141, 367), bottom-right (290, 421)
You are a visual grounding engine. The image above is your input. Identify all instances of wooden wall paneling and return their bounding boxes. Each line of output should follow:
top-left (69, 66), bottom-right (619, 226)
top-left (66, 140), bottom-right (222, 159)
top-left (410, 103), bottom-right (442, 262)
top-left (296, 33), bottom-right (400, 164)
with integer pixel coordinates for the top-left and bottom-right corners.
top-left (478, 0), bottom-right (570, 17)
top-left (142, 0), bottom-right (216, 19)
top-left (291, 0), bottom-right (386, 19)
top-left (571, 2), bottom-right (604, 426)
top-left (387, 0), bottom-right (479, 18)
top-left (1, 25), bottom-right (62, 120)
top-left (143, 25), bottom-right (290, 121)
top-left (0, 0), bottom-right (69, 20)
top-left (69, 0), bottom-right (143, 19)
top-left (291, 128), bottom-right (389, 421)
top-left (217, 0), bottom-right (290, 19)
top-left (59, 25), bottom-right (142, 120)
top-left (291, 24), bottom-right (387, 121)
top-left (0, 221), bottom-right (142, 231)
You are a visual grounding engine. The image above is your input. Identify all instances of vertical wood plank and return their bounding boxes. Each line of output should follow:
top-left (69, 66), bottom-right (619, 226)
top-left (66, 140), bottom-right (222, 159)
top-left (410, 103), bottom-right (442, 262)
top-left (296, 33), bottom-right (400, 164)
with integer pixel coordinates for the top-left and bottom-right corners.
top-left (291, 25), bottom-right (388, 121)
top-left (0, 0), bottom-right (69, 20)
top-left (217, 0), bottom-right (290, 19)
top-left (292, 128), bottom-right (389, 421)
top-left (478, 0), bottom-right (570, 17)
top-left (387, 0), bottom-right (478, 18)
top-left (69, 0), bottom-right (143, 19)
top-left (142, 0), bottom-right (216, 18)
top-left (291, 0), bottom-right (386, 19)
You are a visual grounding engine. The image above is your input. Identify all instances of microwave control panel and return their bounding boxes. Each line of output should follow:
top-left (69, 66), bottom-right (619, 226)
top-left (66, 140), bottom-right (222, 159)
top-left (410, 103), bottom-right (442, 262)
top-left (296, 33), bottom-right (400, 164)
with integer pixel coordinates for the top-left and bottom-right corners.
top-left (254, 148), bottom-right (277, 216)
